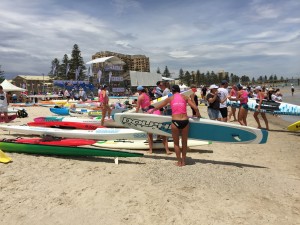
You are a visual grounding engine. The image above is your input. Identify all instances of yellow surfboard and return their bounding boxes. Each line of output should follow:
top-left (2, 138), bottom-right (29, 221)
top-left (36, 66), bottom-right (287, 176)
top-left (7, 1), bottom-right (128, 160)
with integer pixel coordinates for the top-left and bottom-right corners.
top-left (287, 120), bottom-right (300, 131)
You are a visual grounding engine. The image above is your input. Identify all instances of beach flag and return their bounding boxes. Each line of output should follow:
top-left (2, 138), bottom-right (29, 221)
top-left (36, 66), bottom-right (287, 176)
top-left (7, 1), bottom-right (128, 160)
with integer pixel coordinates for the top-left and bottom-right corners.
top-left (87, 67), bottom-right (91, 78)
top-left (75, 66), bottom-right (81, 81)
top-left (66, 63), bottom-right (70, 76)
top-left (97, 69), bottom-right (102, 83)
top-left (109, 72), bottom-right (112, 84)
top-left (52, 63), bottom-right (56, 75)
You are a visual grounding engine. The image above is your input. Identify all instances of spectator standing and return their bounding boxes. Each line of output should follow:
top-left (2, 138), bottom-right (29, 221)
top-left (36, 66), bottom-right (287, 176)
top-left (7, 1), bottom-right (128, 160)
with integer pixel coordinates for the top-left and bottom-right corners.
top-left (206, 85), bottom-right (221, 120)
top-left (218, 80), bottom-right (229, 122)
top-left (0, 85), bottom-right (9, 123)
top-left (190, 84), bottom-right (199, 117)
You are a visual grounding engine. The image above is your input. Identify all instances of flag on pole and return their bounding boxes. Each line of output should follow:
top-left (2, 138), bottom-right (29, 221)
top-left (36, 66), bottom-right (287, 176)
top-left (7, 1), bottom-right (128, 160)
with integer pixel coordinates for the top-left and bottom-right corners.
top-left (97, 69), bottom-right (102, 83)
top-left (87, 67), bottom-right (91, 78)
top-left (66, 63), bottom-right (70, 76)
top-left (108, 72), bottom-right (112, 84)
top-left (75, 66), bottom-right (81, 81)
top-left (52, 63), bottom-right (56, 75)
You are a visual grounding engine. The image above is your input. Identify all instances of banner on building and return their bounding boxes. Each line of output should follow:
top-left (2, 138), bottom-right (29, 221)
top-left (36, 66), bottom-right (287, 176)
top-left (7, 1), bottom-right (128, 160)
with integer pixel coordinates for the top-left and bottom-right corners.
top-left (104, 65), bottom-right (123, 71)
top-left (110, 76), bottom-right (124, 82)
top-left (112, 87), bottom-right (125, 93)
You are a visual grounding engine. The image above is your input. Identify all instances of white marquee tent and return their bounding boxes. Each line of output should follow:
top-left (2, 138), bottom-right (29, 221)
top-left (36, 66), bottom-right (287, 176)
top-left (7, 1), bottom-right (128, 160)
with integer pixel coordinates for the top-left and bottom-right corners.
top-left (0, 79), bottom-right (26, 92)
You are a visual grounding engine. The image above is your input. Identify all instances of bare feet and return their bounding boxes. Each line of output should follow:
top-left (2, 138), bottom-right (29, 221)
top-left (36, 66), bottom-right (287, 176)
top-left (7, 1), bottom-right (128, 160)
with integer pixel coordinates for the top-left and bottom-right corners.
top-left (166, 152), bottom-right (172, 155)
top-left (175, 161), bottom-right (182, 167)
top-left (147, 151), bottom-right (153, 154)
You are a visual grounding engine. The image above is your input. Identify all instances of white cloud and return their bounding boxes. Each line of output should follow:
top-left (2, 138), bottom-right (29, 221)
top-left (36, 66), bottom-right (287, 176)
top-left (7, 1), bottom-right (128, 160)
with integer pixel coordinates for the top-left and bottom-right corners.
top-left (0, 0), bottom-right (299, 77)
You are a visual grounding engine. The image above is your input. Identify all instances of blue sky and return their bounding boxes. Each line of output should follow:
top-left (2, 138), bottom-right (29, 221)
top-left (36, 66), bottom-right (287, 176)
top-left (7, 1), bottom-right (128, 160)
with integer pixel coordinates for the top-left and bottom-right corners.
top-left (1, 0), bottom-right (300, 78)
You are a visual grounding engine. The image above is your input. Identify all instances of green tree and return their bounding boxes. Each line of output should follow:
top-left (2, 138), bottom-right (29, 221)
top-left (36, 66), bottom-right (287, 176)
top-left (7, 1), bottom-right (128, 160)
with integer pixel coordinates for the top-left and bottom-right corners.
top-left (280, 76), bottom-right (284, 82)
top-left (241, 75), bottom-right (250, 83)
top-left (269, 75), bottom-right (274, 82)
top-left (231, 74), bottom-right (240, 83)
top-left (0, 65), bottom-right (4, 83)
top-left (183, 71), bottom-right (192, 86)
top-left (156, 67), bottom-right (161, 74)
top-left (178, 68), bottom-right (184, 84)
top-left (258, 76), bottom-right (263, 83)
top-left (48, 58), bottom-right (60, 80)
top-left (70, 44), bottom-right (86, 80)
top-left (195, 70), bottom-right (201, 86)
top-left (191, 71), bottom-right (195, 84)
top-left (211, 71), bottom-right (218, 84)
top-left (205, 71), bottom-right (211, 84)
top-left (60, 54), bottom-right (70, 80)
top-left (162, 66), bottom-right (171, 78)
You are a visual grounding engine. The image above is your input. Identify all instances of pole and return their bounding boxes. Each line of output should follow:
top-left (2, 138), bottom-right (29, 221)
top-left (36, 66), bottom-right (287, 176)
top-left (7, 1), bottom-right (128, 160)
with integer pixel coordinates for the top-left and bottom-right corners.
top-left (42, 73), bottom-right (44, 94)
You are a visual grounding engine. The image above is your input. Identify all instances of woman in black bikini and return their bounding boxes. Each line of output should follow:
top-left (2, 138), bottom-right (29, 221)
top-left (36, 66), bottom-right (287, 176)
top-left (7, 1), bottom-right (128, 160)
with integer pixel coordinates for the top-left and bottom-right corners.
top-left (149, 85), bottom-right (201, 166)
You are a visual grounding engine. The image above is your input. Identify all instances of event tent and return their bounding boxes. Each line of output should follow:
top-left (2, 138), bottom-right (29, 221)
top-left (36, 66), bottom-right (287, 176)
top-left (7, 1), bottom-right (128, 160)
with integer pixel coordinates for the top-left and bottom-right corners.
top-left (0, 79), bottom-right (26, 92)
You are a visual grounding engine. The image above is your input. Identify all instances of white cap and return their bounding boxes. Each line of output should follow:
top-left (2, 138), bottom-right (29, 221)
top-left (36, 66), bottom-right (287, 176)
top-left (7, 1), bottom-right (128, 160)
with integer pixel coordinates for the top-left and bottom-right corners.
top-left (209, 84), bottom-right (219, 89)
top-left (255, 86), bottom-right (262, 91)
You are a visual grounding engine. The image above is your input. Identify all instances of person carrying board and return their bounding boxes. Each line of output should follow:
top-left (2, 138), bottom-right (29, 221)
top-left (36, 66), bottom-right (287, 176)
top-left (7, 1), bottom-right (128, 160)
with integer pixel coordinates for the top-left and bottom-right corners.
top-left (148, 85), bottom-right (201, 167)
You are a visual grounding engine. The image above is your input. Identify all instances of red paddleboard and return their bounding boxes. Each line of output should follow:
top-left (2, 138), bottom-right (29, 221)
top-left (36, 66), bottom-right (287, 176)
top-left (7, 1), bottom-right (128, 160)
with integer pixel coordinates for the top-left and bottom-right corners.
top-left (0, 114), bottom-right (17, 122)
top-left (27, 121), bottom-right (104, 130)
top-left (15, 138), bottom-right (96, 146)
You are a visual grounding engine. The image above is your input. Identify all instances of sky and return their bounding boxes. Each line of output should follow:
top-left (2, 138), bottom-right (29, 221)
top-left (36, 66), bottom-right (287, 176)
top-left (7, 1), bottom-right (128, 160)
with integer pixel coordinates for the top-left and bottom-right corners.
top-left (1, 0), bottom-right (300, 79)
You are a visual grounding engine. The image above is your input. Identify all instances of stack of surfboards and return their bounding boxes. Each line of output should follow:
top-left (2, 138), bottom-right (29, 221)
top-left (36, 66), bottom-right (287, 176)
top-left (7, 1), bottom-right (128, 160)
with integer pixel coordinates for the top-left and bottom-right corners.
top-left (227, 98), bottom-right (300, 116)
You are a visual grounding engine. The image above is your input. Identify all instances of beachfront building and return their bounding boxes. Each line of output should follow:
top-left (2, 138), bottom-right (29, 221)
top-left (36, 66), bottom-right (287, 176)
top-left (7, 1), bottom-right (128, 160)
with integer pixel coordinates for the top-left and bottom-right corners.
top-left (92, 51), bottom-right (150, 73)
top-left (89, 51), bottom-right (151, 95)
top-left (12, 75), bottom-right (52, 94)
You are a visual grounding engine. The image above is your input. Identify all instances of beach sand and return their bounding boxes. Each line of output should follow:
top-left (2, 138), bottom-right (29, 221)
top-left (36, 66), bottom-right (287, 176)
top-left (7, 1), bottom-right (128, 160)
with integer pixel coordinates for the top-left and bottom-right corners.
top-left (0, 103), bottom-right (300, 225)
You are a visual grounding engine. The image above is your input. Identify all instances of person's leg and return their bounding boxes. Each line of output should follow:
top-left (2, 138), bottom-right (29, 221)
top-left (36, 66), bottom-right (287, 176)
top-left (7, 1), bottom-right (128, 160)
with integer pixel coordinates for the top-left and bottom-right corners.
top-left (171, 123), bottom-right (181, 166)
top-left (101, 106), bottom-right (107, 126)
top-left (261, 113), bottom-right (269, 130)
top-left (232, 107), bottom-right (237, 121)
top-left (107, 105), bottom-right (112, 118)
top-left (253, 111), bottom-right (261, 128)
top-left (243, 109), bottom-right (248, 126)
top-left (147, 133), bottom-right (153, 154)
top-left (180, 123), bottom-right (189, 166)
top-left (238, 108), bottom-right (245, 125)
top-left (162, 136), bottom-right (172, 155)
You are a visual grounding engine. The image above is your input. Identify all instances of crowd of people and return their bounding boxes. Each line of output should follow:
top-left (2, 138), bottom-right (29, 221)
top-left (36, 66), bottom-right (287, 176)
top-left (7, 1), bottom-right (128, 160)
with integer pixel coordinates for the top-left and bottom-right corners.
top-left (0, 81), bottom-right (293, 167)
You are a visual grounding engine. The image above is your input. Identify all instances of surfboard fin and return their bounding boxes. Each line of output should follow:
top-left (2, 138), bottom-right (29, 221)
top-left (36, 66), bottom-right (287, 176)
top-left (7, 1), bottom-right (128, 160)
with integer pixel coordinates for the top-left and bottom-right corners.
top-left (232, 135), bottom-right (241, 142)
top-left (0, 149), bottom-right (12, 164)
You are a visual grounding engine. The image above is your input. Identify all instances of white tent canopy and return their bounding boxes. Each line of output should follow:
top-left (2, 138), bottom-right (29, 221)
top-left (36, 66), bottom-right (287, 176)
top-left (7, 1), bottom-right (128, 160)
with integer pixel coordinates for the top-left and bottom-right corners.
top-left (162, 76), bottom-right (175, 81)
top-left (0, 79), bottom-right (26, 92)
top-left (129, 71), bottom-right (162, 87)
top-left (86, 56), bottom-right (125, 65)
top-left (179, 84), bottom-right (189, 91)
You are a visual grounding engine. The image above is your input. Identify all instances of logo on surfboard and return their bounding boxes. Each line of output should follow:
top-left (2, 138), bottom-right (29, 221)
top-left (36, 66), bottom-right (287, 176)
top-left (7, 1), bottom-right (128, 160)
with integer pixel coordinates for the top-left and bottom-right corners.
top-left (121, 117), bottom-right (171, 132)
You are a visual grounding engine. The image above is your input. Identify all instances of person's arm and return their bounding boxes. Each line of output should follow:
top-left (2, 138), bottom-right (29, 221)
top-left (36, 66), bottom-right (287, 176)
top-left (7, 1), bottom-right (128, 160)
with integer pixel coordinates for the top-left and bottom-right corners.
top-left (135, 95), bottom-right (143, 112)
top-left (207, 92), bottom-right (218, 104)
top-left (148, 98), bottom-right (171, 113)
top-left (187, 98), bottom-right (201, 117)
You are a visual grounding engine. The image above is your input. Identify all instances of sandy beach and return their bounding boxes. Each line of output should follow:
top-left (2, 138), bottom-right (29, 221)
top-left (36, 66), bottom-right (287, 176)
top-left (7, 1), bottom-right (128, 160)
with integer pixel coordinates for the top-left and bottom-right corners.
top-left (0, 98), bottom-right (300, 225)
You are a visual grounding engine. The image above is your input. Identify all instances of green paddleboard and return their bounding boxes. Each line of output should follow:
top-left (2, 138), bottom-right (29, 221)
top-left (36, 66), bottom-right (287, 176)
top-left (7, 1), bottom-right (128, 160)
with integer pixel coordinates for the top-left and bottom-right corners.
top-left (0, 141), bottom-right (143, 158)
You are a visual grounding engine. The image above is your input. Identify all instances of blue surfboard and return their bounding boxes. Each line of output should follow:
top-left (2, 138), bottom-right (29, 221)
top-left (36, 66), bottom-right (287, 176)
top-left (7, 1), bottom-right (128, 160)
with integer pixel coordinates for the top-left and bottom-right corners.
top-left (113, 113), bottom-right (268, 144)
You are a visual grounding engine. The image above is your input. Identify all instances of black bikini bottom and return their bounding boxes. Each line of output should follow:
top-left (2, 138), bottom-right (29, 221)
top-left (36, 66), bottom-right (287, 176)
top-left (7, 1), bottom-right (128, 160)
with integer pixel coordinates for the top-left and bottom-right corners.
top-left (172, 120), bottom-right (189, 129)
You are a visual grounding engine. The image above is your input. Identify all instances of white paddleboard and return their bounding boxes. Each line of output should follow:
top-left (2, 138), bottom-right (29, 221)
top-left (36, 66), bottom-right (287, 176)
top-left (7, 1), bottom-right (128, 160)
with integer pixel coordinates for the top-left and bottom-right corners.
top-left (0, 125), bottom-right (148, 140)
top-left (113, 113), bottom-right (268, 144)
top-left (93, 139), bottom-right (211, 150)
